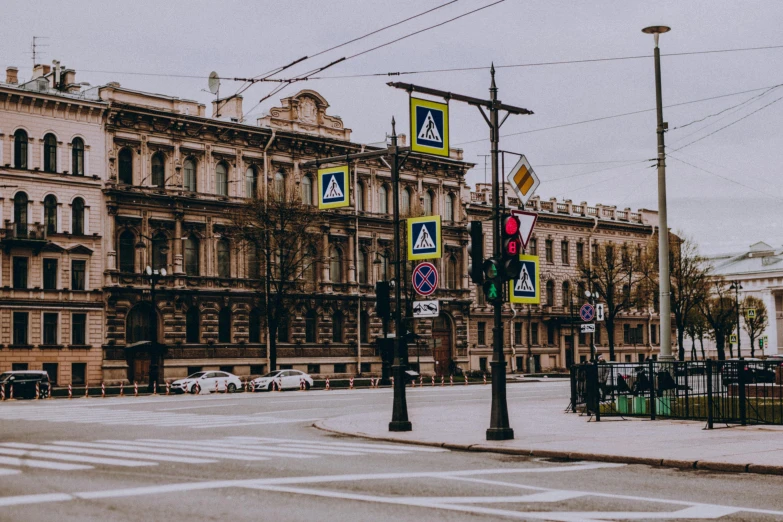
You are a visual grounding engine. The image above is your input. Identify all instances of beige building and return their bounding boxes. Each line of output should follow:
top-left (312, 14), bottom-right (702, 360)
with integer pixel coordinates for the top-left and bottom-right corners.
top-left (0, 63), bottom-right (107, 385)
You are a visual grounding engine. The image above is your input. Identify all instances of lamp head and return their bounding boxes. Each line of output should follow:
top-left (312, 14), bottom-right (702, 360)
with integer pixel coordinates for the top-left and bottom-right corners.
top-left (160, 268), bottom-right (167, 277)
top-left (642, 25), bottom-right (670, 47)
top-left (146, 266), bottom-right (152, 276)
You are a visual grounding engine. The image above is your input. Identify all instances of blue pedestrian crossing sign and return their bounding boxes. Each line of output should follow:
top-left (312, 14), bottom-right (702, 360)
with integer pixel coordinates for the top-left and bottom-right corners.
top-left (407, 215), bottom-right (441, 261)
top-left (318, 165), bottom-right (350, 209)
top-left (509, 254), bottom-right (540, 304)
top-left (410, 97), bottom-right (449, 157)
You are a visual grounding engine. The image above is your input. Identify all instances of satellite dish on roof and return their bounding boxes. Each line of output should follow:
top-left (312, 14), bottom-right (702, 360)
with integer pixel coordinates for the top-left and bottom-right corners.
top-left (208, 71), bottom-right (220, 95)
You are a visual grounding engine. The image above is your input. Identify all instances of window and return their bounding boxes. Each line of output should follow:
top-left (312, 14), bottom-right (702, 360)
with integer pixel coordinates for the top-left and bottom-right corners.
top-left (562, 281), bottom-right (570, 309)
top-left (217, 239), bottom-right (230, 278)
top-left (149, 152), bottom-right (166, 187)
top-left (186, 307), bottom-right (200, 343)
top-left (13, 312), bottom-right (28, 345)
top-left (514, 322), bottom-right (523, 345)
top-left (360, 311), bottom-right (369, 343)
top-left (218, 308), bottom-right (232, 343)
top-left (545, 280), bottom-right (554, 306)
top-left (561, 240), bottom-right (569, 265)
top-left (71, 260), bottom-right (86, 290)
top-left (14, 129), bottom-right (28, 169)
top-left (119, 148), bottom-right (133, 184)
top-left (361, 362), bottom-right (371, 373)
top-left (126, 304), bottom-right (153, 344)
top-left (184, 237), bottom-right (200, 276)
top-left (245, 166), bottom-right (257, 199)
top-left (119, 231), bottom-right (135, 273)
top-left (591, 243), bottom-right (599, 265)
top-left (307, 364), bottom-right (321, 374)
top-left (529, 238), bottom-right (537, 256)
top-left (72, 313), bottom-right (86, 345)
top-left (547, 323), bottom-right (555, 345)
top-left (329, 246), bottom-right (342, 283)
top-left (380, 251), bottom-right (391, 281)
top-left (576, 243), bottom-right (584, 266)
top-left (305, 309), bottom-right (318, 343)
top-left (477, 284), bottom-right (486, 306)
top-left (332, 311), bottom-right (343, 343)
top-left (181, 158), bottom-right (196, 191)
top-left (248, 244), bottom-right (260, 279)
top-left (152, 233), bottom-right (168, 271)
top-left (356, 182), bottom-right (364, 211)
top-left (43, 133), bottom-right (57, 172)
top-left (334, 363), bottom-right (347, 374)
top-left (14, 191), bottom-right (28, 236)
top-left (595, 325), bottom-right (601, 344)
top-left (13, 257), bottom-right (28, 289)
top-left (11, 363), bottom-right (28, 371)
top-left (545, 239), bottom-right (553, 263)
top-left (651, 325), bottom-right (658, 345)
top-left (71, 363), bottom-right (86, 385)
top-left (43, 259), bottom-right (58, 289)
top-left (531, 322), bottom-right (539, 345)
top-left (277, 316), bottom-right (289, 343)
top-left (624, 324), bottom-right (644, 345)
top-left (274, 170), bottom-right (285, 200)
top-left (422, 190), bottom-right (432, 215)
top-left (479, 357), bottom-right (487, 373)
top-left (44, 195), bottom-right (57, 234)
top-left (301, 176), bottom-right (312, 205)
top-left (445, 194), bottom-right (455, 222)
top-left (215, 162), bottom-right (228, 196)
top-left (357, 250), bottom-right (367, 285)
top-left (446, 255), bottom-right (458, 289)
top-left (71, 197), bottom-right (85, 235)
top-left (378, 185), bottom-right (388, 214)
top-left (42, 363), bottom-right (58, 385)
top-left (400, 188), bottom-right (410, 215)
top-left (43, 313), bottom-right (58, 345)
top-left (249, 308), bottom-right (262, 343)
top-left (71, 138), bottom-right (85, 175)
top-left (579, 330), bottom-right (586, 346)
top-left (478, 322), bottom-right (486, 345)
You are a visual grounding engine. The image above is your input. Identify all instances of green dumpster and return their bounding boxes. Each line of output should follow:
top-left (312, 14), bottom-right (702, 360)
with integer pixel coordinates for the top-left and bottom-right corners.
top-left (616, 395), bottom-right (630, 414)
top-left (632, 396), bottom-right (647, 414)
top-left (656, 397), bottom-right (671, 416)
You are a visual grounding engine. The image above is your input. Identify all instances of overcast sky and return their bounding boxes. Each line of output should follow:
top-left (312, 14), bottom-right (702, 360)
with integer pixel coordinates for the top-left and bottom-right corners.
top-left (3, 0), bottom-right (781, 255)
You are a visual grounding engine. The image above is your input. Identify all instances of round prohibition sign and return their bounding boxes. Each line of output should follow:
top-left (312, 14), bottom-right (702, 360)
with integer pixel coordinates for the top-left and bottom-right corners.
top-left (412, 262), bottom-right (439, 297)
top-left (579, 303), bottom-right (595, 322)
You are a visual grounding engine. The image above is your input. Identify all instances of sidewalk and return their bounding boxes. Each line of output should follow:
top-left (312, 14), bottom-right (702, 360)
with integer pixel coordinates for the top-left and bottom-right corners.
top-left (316, 383), bottom-right (783, 476)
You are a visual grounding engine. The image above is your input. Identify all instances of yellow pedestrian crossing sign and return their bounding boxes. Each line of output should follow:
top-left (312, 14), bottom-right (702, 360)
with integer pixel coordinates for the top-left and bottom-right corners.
top-left (410, 97), bottom-right (449, 157)
top-left (730, 334), bottom-right (738, 343)
top-left (747, 308), bottom-right (756, 319)
top-left (318, 165), bottom-right (350, 209)
top-left (407, 215), bottom-right (441, 260)
top-left (509, 254), bottom-right (540, 304)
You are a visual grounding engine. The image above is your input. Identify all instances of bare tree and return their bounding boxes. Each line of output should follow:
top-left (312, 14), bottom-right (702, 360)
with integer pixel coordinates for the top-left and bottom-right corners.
top-left (685, 307), bottom-right (708, 360)
top-left (742, 296), bottom-right (769, 357)
top-left (699, 280), bottom-right (737, 361)
top-left (229, 191), bottom-right (322, 372)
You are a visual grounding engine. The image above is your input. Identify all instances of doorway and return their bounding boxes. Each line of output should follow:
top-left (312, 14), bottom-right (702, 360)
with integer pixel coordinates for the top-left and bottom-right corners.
top-left (432, 316), bottom-right (453, 377)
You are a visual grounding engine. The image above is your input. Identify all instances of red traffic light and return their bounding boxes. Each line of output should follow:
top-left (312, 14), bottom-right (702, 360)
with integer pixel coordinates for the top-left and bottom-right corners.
top-left (503, 215), bottom-right (520, 236)
top-left (504, 238), bottom-right (521, 256)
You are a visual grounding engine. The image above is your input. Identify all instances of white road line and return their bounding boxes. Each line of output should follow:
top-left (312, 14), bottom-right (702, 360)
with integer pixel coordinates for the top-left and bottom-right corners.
top-left (0, 446), bottom-right (155, 467)
top-left (137, 439), bottom-right (346, 458)
top-left (102, 440), bottom-right (306, 460)
top-left (156, 403), bottom-right (239, 411)
top-left (189, 417), bottom-right (322, 428)
top-left (0, 493), bottom-right (74, 507)
top-left (0, 455), bottom-right (91, 471)
top-left (276, 443), bottom-right (409, 455)
top-left (77, 441), bottom-right (273, 461)
top-left (31, 442), bottom-right (216, 464)
top-left (237, 436), bottom-right (448, 453)
top-left (0, 468), bottom-right (21, 475)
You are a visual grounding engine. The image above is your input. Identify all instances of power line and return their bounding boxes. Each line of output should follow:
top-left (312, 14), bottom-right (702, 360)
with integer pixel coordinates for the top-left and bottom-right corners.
top-left (670, 84), bottom-right (783, 131)
top-left (543, 159), bottom-right (653, 182)
top-left (672, 148), bottom-right (780, 191)
top-left (552, 164), bottom-right (653, 199)
top-left (668, 153), bottom-right (783, 202)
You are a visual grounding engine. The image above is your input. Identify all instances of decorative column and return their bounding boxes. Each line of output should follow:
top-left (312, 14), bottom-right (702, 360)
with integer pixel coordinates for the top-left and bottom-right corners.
top-left (347, 229), bottom-right (356, 285)
top-left (174, 211), bottom-right (184, 274)
top-left (106, 205), bottom-right (117, 270)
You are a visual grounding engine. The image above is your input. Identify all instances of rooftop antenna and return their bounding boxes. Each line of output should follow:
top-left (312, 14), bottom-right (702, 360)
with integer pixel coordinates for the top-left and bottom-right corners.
top-left (208, 71), bottom-right (221, 117)
top-left (31, 36), bottom-right (49, 67)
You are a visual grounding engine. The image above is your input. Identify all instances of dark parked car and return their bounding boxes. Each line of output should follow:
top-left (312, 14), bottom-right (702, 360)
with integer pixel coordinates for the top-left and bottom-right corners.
top-left (0, 371), bottom-right (51, 399)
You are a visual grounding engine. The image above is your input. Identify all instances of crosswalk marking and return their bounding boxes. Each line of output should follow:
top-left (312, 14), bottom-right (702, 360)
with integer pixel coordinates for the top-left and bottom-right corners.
top-left (96, 440), bottom-right (282, 461)
top-left (7, 442), bottom-right (216, 464)
top-left (0, 455), bottom-right (90, 471)
top-left (0, 445), bottom-right (156, 468)
top-left (129, 439), bottom-right (319, 459)
top-left (231, 436), bottom-right (448, 453)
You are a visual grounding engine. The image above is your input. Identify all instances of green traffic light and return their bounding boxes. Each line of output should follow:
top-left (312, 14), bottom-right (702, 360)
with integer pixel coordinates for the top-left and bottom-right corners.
top-left (488, 284), bottom-right (498, 300)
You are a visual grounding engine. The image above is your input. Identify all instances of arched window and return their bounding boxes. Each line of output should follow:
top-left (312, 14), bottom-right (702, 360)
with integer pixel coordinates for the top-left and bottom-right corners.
top-left (215, 162), bottom-right (228, 196)
top-left (217, 238), bottom-right (230, 278)
top-left (247, 244), bottom-right (260, 279)
top-left (400, 188), bottom-right (410, 215)
top-left (218, 307), bottom-right (232, 343)
top-left (183, 158), bottom-right (196, 192)
top-left (71, 138), bottom-right (85, 176)
top-left (329, 246), bottom-right (342, 283)
top-left (356, 182), bottom-right (364, 211)
top-left (562, 281), bottom-right (571, 309)
top-left (274, 170), bottom-right (286, 200)
top-left (71, 198), bottom-right (85, 236)
top-left (422, 190), bottom-right (433, 215)
top-left (305, 309), bottom-right (318, 343)
top-left (249, 308), bottom-right (262, 343)
top-left (152, 232), bottom-right (168, 271)
top-left (332, 310), bottom-right (344, 343)
top-left (119, 230), bottom-right (135, 273)
top-left (357, 250), bottom-right (367, 285)
top-left (445, 194), bottom-right (455, 222)
top-left (44, 195), bottom-right (57, 234)
top-left (301, 176), bottom-right (312, 205)
top-left (118, 148), bottom-right (133, 184)
top-left (245, 166), bottom-right (257, 199)
top-left (43, 134), bottom-right (57, 173)
top-left (126, 304), bottom-right (154, 344)
top-left (447, 255), bottom-right (458, 289)
top-left (378, 185), bottom-right (388, 214)
top-left (360, 311), bottom-right (370, 344)
top-left (546, 280), bottom-right (555, 306)
top-left (184, 237), bottom-right (200, 276)
top-left (14, 130), bottom-right (28, 169)
top-left (186, 307), bottom-right (200, 343)
top-left (150, 152), bottom-right (165, 187)
top-left (13, 192), bottom-right (28, 235)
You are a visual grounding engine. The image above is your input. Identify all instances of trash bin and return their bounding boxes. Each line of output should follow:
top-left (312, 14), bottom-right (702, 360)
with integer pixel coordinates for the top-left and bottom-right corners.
top-left (632, 396), bottom-right (647, 414)
top-left (616, 395), bottom-right (630, 414)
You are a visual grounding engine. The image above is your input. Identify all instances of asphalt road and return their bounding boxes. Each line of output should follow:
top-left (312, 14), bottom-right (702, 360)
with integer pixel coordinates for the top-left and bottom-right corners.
top-left (1, 380), bottom-right (782, 521)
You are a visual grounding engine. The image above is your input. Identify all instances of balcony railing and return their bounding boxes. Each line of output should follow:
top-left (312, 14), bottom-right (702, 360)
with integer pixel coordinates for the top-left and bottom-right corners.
top-left (1, 223), bottom-right (47, 241)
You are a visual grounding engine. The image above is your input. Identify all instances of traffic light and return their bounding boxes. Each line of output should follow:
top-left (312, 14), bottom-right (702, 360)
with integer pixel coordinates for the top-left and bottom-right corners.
top-left (482, 258), bottom-right (502, 303)
top-left (467, 221), bottom-right (485, 285)
top-left (501, 214), bottom-right (522, 281)
top-left (375, 281), bottom-right (390, 320)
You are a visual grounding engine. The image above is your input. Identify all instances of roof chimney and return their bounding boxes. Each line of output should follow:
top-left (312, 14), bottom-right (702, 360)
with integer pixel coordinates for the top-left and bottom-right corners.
top-left (32, 64), bottom-right (51, 79)
top-left (212, 94), bottom-right (243, 121)
top-left (6, 66), bottom-right (18, 84)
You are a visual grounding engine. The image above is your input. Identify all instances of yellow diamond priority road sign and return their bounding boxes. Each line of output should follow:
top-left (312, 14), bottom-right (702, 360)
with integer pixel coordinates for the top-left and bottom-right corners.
top-left (507, 155), bottom-right (539, 207)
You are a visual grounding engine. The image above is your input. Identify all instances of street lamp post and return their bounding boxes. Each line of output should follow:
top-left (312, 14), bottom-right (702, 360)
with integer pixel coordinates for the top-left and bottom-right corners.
top-left (642, 25), bottom-right (673, 361)
top-left (144, 263), bottom-right (167, 392)
top-left (730, 281), bottom-right (743, 358)
top-left (585, 290), bottom-right (599, 361)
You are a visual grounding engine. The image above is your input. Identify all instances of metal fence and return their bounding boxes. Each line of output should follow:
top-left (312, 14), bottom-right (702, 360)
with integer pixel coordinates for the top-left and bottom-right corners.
top-left (569, 359), bottom-right (783, 428)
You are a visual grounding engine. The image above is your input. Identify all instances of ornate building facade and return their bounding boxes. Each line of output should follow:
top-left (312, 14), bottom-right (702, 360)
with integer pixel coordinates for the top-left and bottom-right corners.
top-left (0, 64), bottom-right (107, 385)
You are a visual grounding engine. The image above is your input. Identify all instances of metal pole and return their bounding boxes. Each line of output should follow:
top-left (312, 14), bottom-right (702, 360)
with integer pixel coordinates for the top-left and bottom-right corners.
top-left (148, 272), bottom-right (159, 393)
top-left (735, 283), bottom-right (742, 358)
top-left (389, 117), bottom-right (411, 432)
top-left (487, 65), bottom-right (513, 441)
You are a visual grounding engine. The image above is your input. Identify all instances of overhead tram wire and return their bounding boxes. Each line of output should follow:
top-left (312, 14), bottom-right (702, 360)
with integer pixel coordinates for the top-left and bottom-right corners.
top-left (552, 164), bottom-right (655, 200)
top-left (668, 153), bottom-right (783, 202)
top-left (670, 148), bottom-right (781, 191)
top-left (669, 83), bottom-right (783, 131)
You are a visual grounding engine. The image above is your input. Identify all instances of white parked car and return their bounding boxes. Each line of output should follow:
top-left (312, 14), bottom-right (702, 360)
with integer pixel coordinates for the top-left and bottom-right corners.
top-left (171, 371), bottom-right (243, 394)
top-left (252, 370), bottom-right (313, 391)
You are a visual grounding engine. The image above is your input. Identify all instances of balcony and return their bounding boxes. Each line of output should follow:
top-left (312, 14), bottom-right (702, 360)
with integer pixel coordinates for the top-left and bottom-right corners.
top-left (1, 223), bottom-right (48, 253)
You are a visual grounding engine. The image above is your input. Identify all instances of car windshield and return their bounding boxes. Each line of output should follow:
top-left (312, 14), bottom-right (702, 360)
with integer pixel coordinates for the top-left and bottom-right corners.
top-left (262, 371), bottom-right (282, 378)
top-left (186, 372), bottom-right (207, 379)
top-left (0, 373), bottom-right (11, 382)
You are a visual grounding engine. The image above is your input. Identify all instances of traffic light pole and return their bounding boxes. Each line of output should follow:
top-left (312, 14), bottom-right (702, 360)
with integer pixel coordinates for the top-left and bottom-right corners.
top-left (389, 65), bottom-right (532, 441)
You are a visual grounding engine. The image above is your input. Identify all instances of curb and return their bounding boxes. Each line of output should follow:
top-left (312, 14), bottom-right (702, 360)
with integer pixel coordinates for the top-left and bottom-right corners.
top-left (312, 421), bottom-right (783, 477)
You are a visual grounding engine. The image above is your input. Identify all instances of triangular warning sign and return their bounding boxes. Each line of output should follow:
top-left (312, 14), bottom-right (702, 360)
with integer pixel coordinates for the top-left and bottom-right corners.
top-left (418, 111), bottom-right (442, 143)
top-left (413, 224), bottom-right (435, 250)
top-left (515, 264), bottom-right (533, 293)
top-left (324, 175), bottom-right (344, 199)
top-left (512, 211), bottom-right (537, 249)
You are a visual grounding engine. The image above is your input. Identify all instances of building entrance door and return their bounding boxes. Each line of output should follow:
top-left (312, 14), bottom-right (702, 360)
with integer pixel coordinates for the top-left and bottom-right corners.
top-left (565, 335), bottom-right (574, 368)
top-left (432, 316), bottom-right (453, 377)
top-left (132, 357), bottom-right (150, 384)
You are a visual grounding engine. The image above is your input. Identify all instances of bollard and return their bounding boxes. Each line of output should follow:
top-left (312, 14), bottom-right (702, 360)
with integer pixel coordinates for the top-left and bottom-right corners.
top-left (419, 375), bottom-right (423, 387)
top-left (450, 375), bottom-right (453, 386)
top-left (101, 382), bottom-right (105, 398)
top-left (9, 384), bottom-right (13, 401)
top-left (300, 378), bottom-right (305, 391)
top-left (215, 380), bottom-right (219, 394)
top-left (166, 382), bottom-right (171, 396)
top-left (153, 381), bottom-right (157, 395)
top-left (441, 376), bottom-right (444, 387)
top-left (2, 384), bottom-right (6, 401)
top-left (431, 375), bottom-right (435, 387)
top-left (35, 382), bottom-right (40, 400)
top-left (134, 381), bottom-right (138, 397)
top-left (325, 377), bottom-right (330, 391)
top-left (277, 378), bottom-right (283, 392)
top-left (194, 382), bottom-right (200, 395)
top-left (119, 382), bottom-right (124, 397)
top-left (483, 374), bottom-right (487, 385)
top-left (391, 376), bottom-right (394, 386)
top-left (84, 383), bottom-right (89, 398)
top-left (68, 384), bottom-right (72, 399)
top-left (223, 380), bottom-right (227, 393)
top-left (349, 377), bottom-right (354, 390)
